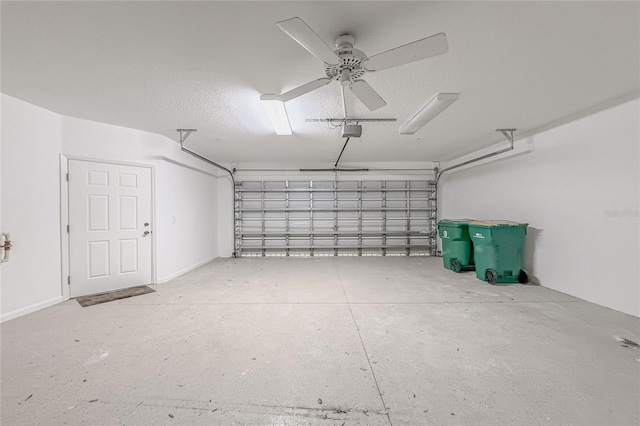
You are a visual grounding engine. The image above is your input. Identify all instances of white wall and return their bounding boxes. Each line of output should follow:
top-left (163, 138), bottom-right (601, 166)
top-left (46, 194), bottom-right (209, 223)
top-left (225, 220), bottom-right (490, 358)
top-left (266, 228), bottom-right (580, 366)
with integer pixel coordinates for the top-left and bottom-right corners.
top-left (0, 97), bottom-right (2, 306)
top-left (154, 161), bottom-right (219, 282)
top-left (439, 99), bottom-right (639, 317)
top-left (217, 175), bottom-right (235, 258)
top-left (1, 94), bottom-right (226, 321)
top-left (1, 95), bottom-right (64, 320)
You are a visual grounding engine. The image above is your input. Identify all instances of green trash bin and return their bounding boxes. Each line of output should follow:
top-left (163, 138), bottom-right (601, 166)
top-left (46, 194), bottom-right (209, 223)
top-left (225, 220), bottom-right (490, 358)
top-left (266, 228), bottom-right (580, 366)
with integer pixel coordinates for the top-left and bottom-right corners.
top-left (468, 220), bottom-right (528, 284)
top-left (437, 219), bottom-right (475, 272)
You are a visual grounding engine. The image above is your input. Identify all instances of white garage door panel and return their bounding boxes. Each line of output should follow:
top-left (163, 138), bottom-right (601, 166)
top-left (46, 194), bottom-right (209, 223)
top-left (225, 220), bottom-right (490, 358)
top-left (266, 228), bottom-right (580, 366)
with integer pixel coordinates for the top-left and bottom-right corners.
top-left (69, 160), bottom-right (152, 297)
top-left (236, 180), bottom-right (436, 257)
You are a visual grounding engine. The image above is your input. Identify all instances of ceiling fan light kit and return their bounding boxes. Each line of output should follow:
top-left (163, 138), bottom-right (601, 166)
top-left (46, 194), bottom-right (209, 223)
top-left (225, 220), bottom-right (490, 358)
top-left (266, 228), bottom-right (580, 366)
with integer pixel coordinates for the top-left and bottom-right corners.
top-left (260, 95), bottom-right (292, 135)
top-left (270, 17), bottom-right (449, 112)
top-left (400, 93), bottom-right (459, 135)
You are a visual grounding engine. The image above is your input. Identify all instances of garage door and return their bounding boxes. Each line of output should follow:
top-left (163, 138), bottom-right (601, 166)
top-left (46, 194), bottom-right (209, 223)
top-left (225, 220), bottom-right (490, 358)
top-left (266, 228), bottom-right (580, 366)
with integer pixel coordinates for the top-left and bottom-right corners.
top-left (235, 180), bottom-right (436, 257)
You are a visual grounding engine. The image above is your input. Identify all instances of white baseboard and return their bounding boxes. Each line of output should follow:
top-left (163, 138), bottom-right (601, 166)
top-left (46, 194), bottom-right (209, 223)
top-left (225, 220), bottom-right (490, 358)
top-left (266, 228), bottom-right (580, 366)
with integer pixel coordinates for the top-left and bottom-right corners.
top-left (1, 295), bottom-right (66, 323)
top-left (156, 256), bottom-right (217, 284)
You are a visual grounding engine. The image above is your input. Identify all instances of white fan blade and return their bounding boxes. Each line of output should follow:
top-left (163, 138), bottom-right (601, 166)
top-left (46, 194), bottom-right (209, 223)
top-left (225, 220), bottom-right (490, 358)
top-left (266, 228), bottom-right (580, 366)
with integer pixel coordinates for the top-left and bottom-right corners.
top-left (363, 33), bottom-right (448, 72)
top-left (349, 80), bottom-right (386, 111)
top-left (268, 78), bottom-right (332, 102)
top-left (277, 17), bottom-right (340, 65)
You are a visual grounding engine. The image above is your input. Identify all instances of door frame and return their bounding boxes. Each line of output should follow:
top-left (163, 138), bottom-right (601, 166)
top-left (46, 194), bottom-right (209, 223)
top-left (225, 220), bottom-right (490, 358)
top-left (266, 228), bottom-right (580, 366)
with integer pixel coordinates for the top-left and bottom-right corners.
top-left (60, 155), bottom-right (157, 301)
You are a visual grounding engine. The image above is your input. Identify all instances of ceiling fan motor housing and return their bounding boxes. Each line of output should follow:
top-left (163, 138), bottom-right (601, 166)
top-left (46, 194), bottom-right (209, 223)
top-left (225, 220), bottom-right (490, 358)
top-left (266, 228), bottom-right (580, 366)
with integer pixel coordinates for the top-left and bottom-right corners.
top-left (324, 34), bottom-right (367, 81)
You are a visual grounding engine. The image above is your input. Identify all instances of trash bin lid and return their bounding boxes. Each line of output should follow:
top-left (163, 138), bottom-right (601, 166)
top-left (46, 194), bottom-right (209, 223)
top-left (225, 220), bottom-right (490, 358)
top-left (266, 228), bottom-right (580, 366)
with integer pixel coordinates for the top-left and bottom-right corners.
top-left (438, 219), bottom-right (473, 227)
top-left (469, 220), bottom-right (528, 227)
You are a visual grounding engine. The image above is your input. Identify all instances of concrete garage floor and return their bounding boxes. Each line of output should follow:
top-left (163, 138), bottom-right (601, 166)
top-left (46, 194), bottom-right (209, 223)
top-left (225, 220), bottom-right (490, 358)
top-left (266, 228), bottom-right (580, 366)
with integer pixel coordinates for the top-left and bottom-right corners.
top-left (1, 257), bottom-right (639, 426)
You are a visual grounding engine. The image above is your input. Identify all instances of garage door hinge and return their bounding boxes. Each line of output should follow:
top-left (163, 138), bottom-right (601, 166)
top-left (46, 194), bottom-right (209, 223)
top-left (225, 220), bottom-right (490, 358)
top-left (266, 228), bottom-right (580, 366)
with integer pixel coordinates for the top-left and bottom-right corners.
top-left (67, 276), bottom-right (71, 285)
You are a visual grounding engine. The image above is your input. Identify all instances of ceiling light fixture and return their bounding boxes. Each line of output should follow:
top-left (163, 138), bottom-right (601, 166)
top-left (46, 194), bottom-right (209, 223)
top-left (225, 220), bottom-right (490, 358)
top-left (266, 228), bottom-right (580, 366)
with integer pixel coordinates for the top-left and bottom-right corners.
top-left (260, 95), bottom-right (292, 135)
top-left (400, 93), bottom-right (458, 134)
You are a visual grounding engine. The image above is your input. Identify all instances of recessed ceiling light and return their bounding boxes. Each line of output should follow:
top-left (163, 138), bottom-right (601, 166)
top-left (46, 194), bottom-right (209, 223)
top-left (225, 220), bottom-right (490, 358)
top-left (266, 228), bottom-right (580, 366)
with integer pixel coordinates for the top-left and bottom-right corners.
top-left (260, 95), bottom-right (292, 136)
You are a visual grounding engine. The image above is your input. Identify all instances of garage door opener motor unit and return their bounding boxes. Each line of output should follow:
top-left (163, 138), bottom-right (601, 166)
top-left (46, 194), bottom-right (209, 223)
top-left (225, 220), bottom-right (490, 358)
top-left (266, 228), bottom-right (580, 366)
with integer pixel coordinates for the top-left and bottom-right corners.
top-left (341, 124), bottom-right (362, 138)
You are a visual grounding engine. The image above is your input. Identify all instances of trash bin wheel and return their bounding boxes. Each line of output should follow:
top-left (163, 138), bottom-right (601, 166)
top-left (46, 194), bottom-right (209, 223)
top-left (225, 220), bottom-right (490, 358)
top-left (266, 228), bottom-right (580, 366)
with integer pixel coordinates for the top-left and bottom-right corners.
top-left (518, 270), bottom-right (529, 284)
top-left (485, 269), bottom-right (498, 285)
top-left (451, 258), bottom-right (462, 273)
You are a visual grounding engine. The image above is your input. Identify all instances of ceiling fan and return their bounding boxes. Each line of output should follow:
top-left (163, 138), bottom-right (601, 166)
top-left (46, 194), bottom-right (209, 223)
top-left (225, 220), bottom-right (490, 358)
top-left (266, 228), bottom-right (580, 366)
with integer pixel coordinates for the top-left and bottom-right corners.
top-left (263, 17), bottom-right (449, 111)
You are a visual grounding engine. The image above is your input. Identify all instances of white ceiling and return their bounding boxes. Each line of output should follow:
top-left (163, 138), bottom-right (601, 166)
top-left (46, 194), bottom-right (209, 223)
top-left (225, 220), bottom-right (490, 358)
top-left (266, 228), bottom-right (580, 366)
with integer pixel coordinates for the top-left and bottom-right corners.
top-left (2, 1), bottom-right (638, 164)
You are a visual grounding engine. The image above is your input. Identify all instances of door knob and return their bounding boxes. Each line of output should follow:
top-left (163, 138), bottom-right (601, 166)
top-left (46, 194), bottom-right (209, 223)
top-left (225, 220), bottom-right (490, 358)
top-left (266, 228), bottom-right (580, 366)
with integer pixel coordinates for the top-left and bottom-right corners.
top-left (143, 231), bottom-right (150, 237)
top-left (144, 223), bottom-right (149, 227)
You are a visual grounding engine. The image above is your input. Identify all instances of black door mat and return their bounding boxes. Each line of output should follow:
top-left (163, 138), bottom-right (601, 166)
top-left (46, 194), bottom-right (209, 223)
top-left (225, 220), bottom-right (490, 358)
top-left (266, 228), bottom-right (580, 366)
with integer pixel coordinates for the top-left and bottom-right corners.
top-left (76, 285), bottom-right (156, 307)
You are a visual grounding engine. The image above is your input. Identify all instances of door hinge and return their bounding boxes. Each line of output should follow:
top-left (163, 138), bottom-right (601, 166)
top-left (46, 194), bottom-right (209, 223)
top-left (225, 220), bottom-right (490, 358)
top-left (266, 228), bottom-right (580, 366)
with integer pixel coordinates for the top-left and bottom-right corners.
top-left (67, 276), bottom-right (71, 285)
top-left (67, 225), bottom-right (70, 233)
top-left (66, 173), bottom-right (69, 182)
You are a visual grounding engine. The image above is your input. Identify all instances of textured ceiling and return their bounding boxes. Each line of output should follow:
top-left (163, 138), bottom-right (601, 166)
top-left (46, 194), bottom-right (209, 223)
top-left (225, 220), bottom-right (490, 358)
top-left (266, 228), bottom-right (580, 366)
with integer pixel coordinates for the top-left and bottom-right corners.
top-left (2, 1), bottom-right (638, 164)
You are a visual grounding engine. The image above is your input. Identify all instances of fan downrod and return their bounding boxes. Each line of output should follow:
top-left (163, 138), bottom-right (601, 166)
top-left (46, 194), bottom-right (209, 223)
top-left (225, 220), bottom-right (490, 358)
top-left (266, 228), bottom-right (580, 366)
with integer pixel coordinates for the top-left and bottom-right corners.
top-left (335, 34), bottom-right (355, 49)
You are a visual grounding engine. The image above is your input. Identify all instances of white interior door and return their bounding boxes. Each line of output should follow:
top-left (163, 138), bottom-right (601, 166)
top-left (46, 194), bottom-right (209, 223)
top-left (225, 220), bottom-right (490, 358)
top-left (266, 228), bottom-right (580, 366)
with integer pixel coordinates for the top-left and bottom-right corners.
top-left (68, 160), bottom-right (152, 297)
